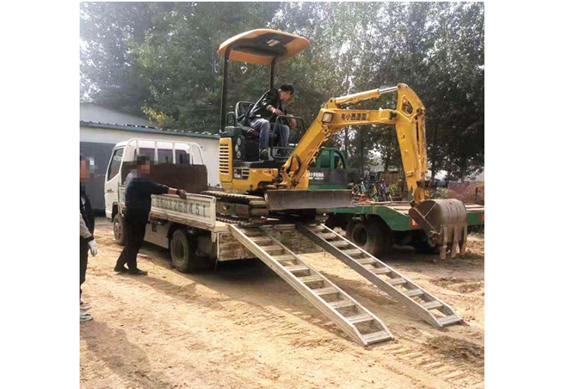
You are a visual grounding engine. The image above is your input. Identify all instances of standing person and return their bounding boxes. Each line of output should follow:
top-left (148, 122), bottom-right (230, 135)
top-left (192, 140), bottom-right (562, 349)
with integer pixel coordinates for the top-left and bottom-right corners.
top-left (246, 84), bottom-right (296, 160)
top-left (379, 178), bottom-right (388, 201)
top-left (372, 181), bottom-right (380, 202)
top-left (360, 180), bottom-right (367, 195)
top-left (80, 154), bottom-right (97, 322)
top-left (115, 156), bottom-right (187, 276)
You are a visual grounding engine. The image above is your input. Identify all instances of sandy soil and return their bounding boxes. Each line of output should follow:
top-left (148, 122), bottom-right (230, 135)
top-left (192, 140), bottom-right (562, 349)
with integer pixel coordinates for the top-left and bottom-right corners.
top-left (81, 218), bottom-right (484, 389)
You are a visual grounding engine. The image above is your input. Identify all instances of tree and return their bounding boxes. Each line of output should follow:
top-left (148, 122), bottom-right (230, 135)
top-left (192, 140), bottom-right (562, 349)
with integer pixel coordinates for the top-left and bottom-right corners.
top-left (277, 2), bottom-right (484, 180)
top-left (80, 2), bottom-right (165, 114)
top-left (80, 2), bottom-right (484, 179)
top-left (129, 2), bottom-right (282, 133)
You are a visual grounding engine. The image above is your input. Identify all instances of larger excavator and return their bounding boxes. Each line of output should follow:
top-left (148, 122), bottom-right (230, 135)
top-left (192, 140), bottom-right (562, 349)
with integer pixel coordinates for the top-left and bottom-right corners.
top-left (205, 29), bottom-right (468, 257)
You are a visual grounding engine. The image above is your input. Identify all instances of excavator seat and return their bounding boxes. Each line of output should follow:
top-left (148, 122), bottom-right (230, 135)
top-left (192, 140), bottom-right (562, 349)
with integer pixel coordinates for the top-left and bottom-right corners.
top-left (224, 100), bottom-right (287, 162)
top-left (236, 101), bottom-right (254, 125)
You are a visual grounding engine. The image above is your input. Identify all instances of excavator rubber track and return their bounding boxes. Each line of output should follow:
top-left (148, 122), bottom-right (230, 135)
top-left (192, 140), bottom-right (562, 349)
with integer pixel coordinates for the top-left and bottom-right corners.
top-left (202, 191), bottom-right (269, 224)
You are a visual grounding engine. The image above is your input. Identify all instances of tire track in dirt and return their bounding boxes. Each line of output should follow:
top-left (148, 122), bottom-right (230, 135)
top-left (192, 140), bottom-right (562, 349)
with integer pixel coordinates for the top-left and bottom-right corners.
top-left (379, 335), bottom-right (484, 388)
top-left (297, 252), bottom-right (485, 388)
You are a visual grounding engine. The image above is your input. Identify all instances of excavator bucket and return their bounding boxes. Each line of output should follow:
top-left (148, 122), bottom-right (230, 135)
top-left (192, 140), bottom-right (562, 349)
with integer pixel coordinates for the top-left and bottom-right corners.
top-left (409, 199), bottom-right (469, 260)
top-left (265, 189), bottom-right (353, 211)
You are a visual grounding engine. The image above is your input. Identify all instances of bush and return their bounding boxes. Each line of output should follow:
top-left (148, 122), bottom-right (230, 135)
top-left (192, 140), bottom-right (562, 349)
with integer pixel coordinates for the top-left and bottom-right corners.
top-left (432, 187), bottom-right (450, 199)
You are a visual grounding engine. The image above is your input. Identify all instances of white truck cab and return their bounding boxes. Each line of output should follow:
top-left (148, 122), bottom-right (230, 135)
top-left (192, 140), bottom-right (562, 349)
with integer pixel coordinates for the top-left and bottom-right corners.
top-left (103, 137), bottom-right (318, 274)
top-left (104, 138), bottom-right (205, 221)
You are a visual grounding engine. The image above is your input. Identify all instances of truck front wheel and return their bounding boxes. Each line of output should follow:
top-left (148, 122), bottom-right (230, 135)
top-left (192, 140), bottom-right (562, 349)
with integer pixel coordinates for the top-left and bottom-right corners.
top-left (170, 229), bottom-right (212, 273)
top-left (113, 214), bottom-right (127, 246)
top-left (350, 220), bottom-right (393, 257)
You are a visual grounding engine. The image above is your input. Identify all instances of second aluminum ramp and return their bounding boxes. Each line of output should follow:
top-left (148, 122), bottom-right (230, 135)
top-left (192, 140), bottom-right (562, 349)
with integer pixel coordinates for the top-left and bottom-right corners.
top-left (297, 223), bottom-right (463, 328)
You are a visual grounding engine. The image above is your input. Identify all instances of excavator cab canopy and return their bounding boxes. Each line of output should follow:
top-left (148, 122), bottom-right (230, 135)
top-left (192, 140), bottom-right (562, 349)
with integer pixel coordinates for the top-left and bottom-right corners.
top-left (218, 29), bottom-right (309, 130)
top-left (218, 29), bottom-right (309, 65)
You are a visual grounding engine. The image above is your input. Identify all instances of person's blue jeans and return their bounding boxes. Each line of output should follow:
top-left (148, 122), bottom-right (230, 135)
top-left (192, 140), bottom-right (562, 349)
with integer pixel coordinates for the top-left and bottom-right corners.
top-left (249, 118), bottom-right (290, 153)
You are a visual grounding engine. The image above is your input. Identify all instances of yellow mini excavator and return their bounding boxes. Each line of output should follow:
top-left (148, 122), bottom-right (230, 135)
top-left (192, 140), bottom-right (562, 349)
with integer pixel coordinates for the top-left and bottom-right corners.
top-left (204, 29), bottom-right (468, 256)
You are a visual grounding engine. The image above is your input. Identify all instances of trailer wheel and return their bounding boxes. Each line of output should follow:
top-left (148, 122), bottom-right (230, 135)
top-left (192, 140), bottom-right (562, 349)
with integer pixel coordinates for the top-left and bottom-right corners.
top-left (350, 219), bottom-right (392, 257)
top-left (113, 214), bottom-right (127, 246)
top-left (170, 229), bottom-right (211, 273)
top-left (346, 219), bottom-right (358, 241)
top-left (412, 234), bottom-right (440, 255)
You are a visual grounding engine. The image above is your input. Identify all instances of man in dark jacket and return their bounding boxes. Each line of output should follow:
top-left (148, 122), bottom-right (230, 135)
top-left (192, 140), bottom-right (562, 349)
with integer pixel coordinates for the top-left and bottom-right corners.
top-left (80, 154), bottom-right (97, 322)
top-left (246, 84), bottom-right (295, 160)
top-left (115, 156), bottom-right (187, 275)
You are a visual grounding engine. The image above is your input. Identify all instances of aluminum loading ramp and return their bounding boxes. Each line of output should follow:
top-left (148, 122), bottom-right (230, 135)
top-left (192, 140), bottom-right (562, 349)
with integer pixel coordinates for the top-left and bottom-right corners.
top-left (297, 224), bottom-right (463, 328)
top-left (228, 225), bottom-right (394, 346)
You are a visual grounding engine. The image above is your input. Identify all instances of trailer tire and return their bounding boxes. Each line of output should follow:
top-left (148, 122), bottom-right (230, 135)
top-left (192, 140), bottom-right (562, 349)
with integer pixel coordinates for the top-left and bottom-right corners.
top-left (346, 219), bottom-right (358, 241)
top-left (412, 235), bottom-right (440, 255)
top-left (350, 219), bottom-right (392, 257)
top-left (170, 229), bottom-right (211, 273)
top-left (113, 214), bottom-right (127, 246)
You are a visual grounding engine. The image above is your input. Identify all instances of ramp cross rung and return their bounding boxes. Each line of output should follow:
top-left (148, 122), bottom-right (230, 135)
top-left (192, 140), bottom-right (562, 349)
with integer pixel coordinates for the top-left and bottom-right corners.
top-left (347, 314), bottom-right (374, 324)
top-left (329, 300), bottom-right (356, 309)
top-left (422, 300), bottom-right (443, 310)
top-left (371, 267), bottom-right (392, 275)
top-left (298, 275), bottom-right (323, 284)
top-left (357, 258), bottom-right (377, 265)
top-left (317, 233), bottom-right (336, 239)
top-left (330, 240), bottom-right (350, 247)
top-left (343, 249), bottom-right (363, 256)
top-left (388, 277), bottom-right (407, 286)
top-left (313, 287), bottom-right (338, 296)
top-left (362, 331), bottom-right (392, 344)
top-left (262, 245), bottom-right (283, 252)
top-left (273, 254), bottom-right (295, 262)
top-left (285, 265), bottom-right (310, 273)
top-left (405, 289), bottom-right (424, 297)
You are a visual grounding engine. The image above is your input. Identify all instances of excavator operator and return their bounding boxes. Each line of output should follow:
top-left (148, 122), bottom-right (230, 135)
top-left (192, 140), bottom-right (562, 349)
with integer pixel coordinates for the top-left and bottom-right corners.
top-left (246, 84), bottom-right (296, 160)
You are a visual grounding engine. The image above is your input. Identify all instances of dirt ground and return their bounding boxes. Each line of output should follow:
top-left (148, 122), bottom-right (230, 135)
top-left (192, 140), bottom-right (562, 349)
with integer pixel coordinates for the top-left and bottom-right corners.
top-left (80, 218), bottom-right (484, 389)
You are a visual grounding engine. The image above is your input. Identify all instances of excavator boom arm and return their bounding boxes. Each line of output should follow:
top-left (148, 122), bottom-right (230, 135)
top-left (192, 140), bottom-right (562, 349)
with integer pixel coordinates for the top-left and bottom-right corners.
top-left (280, 83), bottom-right (429, 202)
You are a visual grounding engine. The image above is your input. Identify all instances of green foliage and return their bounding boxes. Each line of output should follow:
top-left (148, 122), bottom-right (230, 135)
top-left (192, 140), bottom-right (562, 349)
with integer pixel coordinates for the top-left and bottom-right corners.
top-left (432, 187), bottom-right (450, 199)
top-left (80, 2), bottom-right (484, 176)
top-left (80, 2), bottom-right (162, 114)
top-left (387, 184), bottom-right (398, 197)
top-left (141, 106), bottom-right (175, 129)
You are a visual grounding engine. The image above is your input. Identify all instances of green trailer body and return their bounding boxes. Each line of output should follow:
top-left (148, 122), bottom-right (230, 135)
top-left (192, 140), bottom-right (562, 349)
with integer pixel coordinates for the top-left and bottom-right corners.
top-left (309, 148), bottom-right (484, 256)
top-left (329, 202), bottom-right (484, 231)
